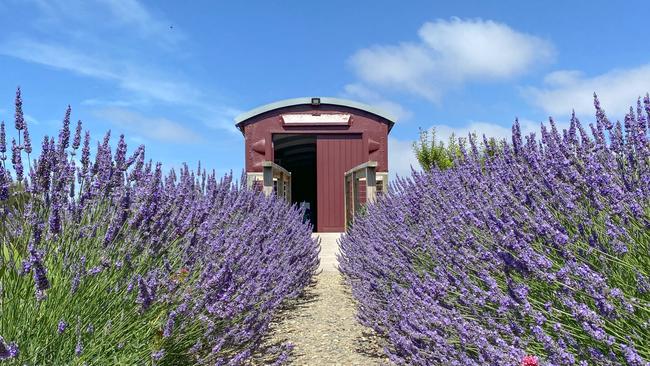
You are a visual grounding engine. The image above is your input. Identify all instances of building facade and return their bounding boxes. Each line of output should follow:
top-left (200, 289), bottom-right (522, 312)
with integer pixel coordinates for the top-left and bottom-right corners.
top-left (235, 97), bottom-right (395, 232)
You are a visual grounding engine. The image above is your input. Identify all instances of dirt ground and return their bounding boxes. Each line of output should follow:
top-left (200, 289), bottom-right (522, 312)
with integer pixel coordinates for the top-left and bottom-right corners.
top-left (253, 233), bottom-right (387, 365)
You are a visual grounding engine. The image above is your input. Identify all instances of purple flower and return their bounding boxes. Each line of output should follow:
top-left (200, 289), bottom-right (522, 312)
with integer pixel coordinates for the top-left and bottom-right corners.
top-left (87, 266), bottom-right (102, 276)
top-left (48, 197), bottom-right (62, 235)
top-left (636, 272), bottom-right (650, 294)
top-left (162, 313), bottom-right (176, 338)
top-left (30, 252), bottom-right (50, 294)
top-left (72, 120), bottom-right (82, 151)
top-left (71, 269), bottom-right (81, 293)
top-left (0, 89), bottom-right (324, 365)
top-left (20, 259), bottom-right (32, 275)
top-left (58, 320), bottom-right (67, 334)
top-left (0, 336), bottom-right (19, 360)
top-left (23, 122), bottom-right (32, 154)
top-left (151, 349), bottom-right (165, 361)
top-left (512, 118), bottom-right (522, 154)
top-left (11, 138), bottom-right (23, 182)
top-left (621, 343), bottom-right (645, 366)
top-left (137, 275), bottom-right (154, 311)
top-left (0, 120), bottom-right (6, 157)
top-left (115, 134), bottom-right (127, 170)
top-left (0, 166), bottom-right (8, 201)
top-left (59, 105), bottom-right (71, 150)
top-left (75, 338), bottom-right (83, 356)
top-left (339, 93), bottom-right (650, 365)
top-left (14, 87), bottom-right (24, 131)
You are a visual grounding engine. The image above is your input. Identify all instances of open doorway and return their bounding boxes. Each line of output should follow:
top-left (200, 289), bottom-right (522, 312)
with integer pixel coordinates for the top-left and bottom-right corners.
top-left (273, 134), bottom-right (317, 228)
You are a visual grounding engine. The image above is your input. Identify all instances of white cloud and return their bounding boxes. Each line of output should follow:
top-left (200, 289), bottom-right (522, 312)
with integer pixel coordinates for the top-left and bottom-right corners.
top-left (30, 0), bottom-right (184, 47)
top-left (81, 98), bottom-right (144, 108)
top-left (93, 107), bottom-right (203, 144)
top-left (342, 83), bottom-right (412, 121)
top-left (0, 39), bottom-right (200, 105)
top-left (3, 39), bottom-right (114, 79)
top-left (418, 19), bottom-right (554, 80)
top-left (0, 1), bottom-right (239, 134)
top-left (388, 137), bottom-right (420, 179)
top-left (351, 43), bottom-right (440, 101)
top-left (192, 105), bottom-right (242, 133)
top-left (348, 18), bottom-right (555, 102)
top-left (525, 64), bottom-right (650, 118)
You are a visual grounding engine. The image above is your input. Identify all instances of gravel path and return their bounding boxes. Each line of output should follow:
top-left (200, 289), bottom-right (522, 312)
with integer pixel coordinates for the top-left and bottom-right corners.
top-left (253, 233), bottom-right (387, 365)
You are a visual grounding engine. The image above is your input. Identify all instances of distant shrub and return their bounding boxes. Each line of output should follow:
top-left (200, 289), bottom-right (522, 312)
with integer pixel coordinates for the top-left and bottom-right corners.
top-left (412, 127), bottom-right (462, 171)
top-left (0, 89), bottom-right (319, 365)
top-left (341, 95), bottom-right (650, 365)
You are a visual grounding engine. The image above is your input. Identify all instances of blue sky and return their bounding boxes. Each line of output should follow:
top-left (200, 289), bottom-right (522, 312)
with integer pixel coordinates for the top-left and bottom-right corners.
top-left (0, 0), bottom-right (648, 177)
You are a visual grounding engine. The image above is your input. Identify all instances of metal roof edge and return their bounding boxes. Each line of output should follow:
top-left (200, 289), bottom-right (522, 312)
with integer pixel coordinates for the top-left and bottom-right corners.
top-left (233, 97), bottom-right (397, 126)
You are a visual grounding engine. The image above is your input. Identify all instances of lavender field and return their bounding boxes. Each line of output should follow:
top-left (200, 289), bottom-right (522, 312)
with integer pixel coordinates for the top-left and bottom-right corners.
top-left (0, 89), bottom-right (319, 364)
top-left (340, 96), bottom-right (650, 365)
top-left (1, 87), bottom-right (649, 366)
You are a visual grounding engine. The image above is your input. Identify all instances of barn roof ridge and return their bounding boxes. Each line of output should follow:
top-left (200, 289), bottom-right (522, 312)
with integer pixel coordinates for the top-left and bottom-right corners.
top-left (234, 97), bottom-right (396, 127)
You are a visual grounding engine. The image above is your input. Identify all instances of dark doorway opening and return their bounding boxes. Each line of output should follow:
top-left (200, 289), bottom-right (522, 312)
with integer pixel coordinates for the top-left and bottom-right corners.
top-left (273, 134), bottom-right (317, 228)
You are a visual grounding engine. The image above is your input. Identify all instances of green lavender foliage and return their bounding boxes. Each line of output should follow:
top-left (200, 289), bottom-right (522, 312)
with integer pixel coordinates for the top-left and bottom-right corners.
top-left (0, 90), bottom-right (318, 365)
top-left (1, 191), bottom-right (181, 364)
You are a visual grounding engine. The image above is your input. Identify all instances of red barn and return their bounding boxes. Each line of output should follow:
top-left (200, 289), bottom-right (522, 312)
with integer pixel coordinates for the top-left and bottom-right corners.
top-left (235, 97), bottom-right (395, 232)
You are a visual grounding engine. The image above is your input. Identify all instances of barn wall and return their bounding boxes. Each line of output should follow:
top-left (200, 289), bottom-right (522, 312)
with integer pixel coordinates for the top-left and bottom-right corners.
top-left (241, 104), bottom-right (389, 173)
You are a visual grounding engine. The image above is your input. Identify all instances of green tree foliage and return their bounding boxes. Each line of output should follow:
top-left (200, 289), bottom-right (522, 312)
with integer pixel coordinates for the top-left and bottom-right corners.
top-left (413, 127), bottom-right (512, 172)
top-left (412, 128), bottom-right (462, 171)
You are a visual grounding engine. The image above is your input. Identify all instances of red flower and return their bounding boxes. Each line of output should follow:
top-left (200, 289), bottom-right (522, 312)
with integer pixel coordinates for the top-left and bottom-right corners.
top-left (522, 355), bottom-right (539, 366)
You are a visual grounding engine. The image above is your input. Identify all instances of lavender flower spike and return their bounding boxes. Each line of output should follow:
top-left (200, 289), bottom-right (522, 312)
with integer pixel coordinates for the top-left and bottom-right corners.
top-left (0, 120), bottom-right (6, 157)
top-left (29, 244), bottom-right (50, 294)
top-left (0, 336), bottom-right (19, 360)
top-left (72, 120), bottom-right (82, 151)
top-left (59, 105), bottom-right (71, 150)
top-left (75, 338), bottom-right (83, 356)
top-left (58, 320), bottom-right (67, 334)
top-left (80, 130), bottom-right (91, 176)
top-left (0, 166), bottom-right (8, 201)
top-left (137, 276), bottom-right (153, 311)
top-left (14, 87), bottom-right (25, 131)
top-left (11, 138), bottom-right (23, 182)
top-left (151, 349), bottom-right (165, 361)
top-left (23, 122), bottom-right (32, 154)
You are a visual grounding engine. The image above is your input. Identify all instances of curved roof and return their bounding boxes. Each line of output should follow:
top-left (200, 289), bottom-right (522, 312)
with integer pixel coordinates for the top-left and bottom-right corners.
top-left (234, 97), bottom-right (396, 128)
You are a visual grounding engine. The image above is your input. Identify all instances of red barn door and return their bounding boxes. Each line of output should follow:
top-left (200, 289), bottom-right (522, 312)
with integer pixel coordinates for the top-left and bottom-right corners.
top-left (316, 134), bottom-right (364, 232)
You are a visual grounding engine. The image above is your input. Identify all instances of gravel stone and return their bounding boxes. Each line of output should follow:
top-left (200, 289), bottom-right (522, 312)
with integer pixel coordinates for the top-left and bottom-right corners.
top-left (252, 233), bottom-right (387, 365)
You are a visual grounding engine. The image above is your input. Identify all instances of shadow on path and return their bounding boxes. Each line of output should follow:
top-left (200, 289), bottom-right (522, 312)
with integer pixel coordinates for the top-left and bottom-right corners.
top-left (253, 272), bottom-right (387, 365)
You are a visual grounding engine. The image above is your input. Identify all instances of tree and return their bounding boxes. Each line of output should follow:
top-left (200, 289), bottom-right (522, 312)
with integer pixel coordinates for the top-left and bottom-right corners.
top-left (412, 127), bottom-right (462, 171)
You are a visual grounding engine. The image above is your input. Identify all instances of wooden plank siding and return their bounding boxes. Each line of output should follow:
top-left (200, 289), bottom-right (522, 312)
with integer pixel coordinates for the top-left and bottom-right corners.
top-left (316, 134), bottom-right (364, 232)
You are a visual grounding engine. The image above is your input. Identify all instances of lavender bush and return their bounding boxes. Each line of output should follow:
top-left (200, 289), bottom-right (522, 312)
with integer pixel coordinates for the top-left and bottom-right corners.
top-left (340, 95), bottom-right (650, 365)
top-left (0, 89), bottom-right (319, 364)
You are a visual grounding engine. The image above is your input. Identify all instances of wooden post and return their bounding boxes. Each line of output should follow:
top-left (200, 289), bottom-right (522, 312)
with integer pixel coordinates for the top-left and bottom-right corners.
top-left (343, 161), bottom-right (380, 230)
top-left (352, 171), bottom-right (360, 213)
top-left (366, 165), bottom-right (377, 204)
top-left (263, 164), bottom-right (273, 197)
top-left (286, 174), bottom-right (292, 202)
top-left (260, 161), bottom-right (292, 202)
top-left (277, 171), bottom-right (284, 198)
